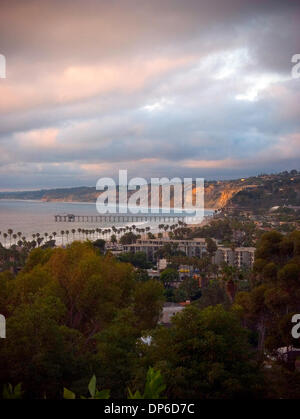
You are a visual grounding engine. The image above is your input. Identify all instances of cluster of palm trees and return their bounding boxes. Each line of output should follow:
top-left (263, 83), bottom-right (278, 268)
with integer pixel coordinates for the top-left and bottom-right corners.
top-left (157, 221), bottom-right (189, 238)
top-left (0, 224), bottom-right (160, 248)
top-left (0, 230), bottom-right (25, 248)
top-left (0, 220), bottom-right (190, 249)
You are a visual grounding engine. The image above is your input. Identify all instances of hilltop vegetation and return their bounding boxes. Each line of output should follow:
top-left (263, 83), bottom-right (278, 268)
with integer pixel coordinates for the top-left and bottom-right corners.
top-left (228, 170), bottom-right (300, 211)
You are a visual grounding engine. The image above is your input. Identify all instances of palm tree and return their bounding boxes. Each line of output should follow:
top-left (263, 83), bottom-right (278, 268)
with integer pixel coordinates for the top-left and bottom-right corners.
top-left (65, 230), bottom-right (69, 243)
top-left (13, 233), bottom-right (17, 245)
top-left (7, 229), bottom-right (13, 247)
top-left (163, 225), bottom-right (169, 237)
top-left (221, 265), bottom-right (239, 302)
top-left (72, 229), bottom-right (76, 242)
top-left (3, 233), bottom-right (7, 247)
top-left (158, 224), bottom-right (164, 233)
top-left (61, 230), bottom-right (65, 246)
top-left (37, 237), bottom-right (44, 247)
top-left (168, 231), bottom-right (174, 239)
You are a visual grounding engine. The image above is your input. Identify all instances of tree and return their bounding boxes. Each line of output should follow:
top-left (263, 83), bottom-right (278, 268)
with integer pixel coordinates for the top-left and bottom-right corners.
top-left (174, 277), bottom-right (201, 302)
top-left (133, 280), bottom-right (164, 330)
top-left (110, 234), bottom-right (117, 244)
top-left (118, 252), bottom-right (151, 269)
top-left (235, 230), bottom-right (300, 353)
top-left (205, 237), bottom-right (217, 259)
top-left (140, 305), bottom-right (262, 399)
top-left (60, 230), bottom-right (65, 246)
top-left (135, 269), bottom-right (150, 282)
top-left (160, 268), bottom-right (179, 288)
top-left (0, 242), bottom-right (164, 398)
top-left (93, 308), bottom-right (141, 398)
top-left (195, 280), bottom-right (231, 310)
top-left (93, 239), bottom-right (106, 253)
top-left (119, 232), bottom-right (138, 245)
top-left (7, 229), bottom-right (13, 247)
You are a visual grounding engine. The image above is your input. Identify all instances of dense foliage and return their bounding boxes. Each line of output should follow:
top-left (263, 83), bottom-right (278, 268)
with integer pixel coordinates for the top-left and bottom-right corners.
top-left (1, 229), bottom-right (300, 399)
top-left (0, 242), bottom-right (164, 398)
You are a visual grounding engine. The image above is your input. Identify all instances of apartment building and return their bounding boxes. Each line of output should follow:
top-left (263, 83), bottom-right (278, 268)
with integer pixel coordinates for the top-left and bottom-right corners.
top-left (122, 238), bottom-right (255, 268)
top-left (213, 247), bottom-right (256, 268)
top-left (122, 238), bottom-right (208, 261)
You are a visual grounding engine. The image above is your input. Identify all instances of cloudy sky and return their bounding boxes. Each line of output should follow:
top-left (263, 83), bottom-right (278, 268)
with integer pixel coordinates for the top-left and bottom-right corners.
top-left (0, 0), bottom-right (299, 190)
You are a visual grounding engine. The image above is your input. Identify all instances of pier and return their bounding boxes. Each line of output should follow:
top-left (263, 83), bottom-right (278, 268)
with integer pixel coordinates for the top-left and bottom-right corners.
top-left (54, 213), bottom-right (187, 223)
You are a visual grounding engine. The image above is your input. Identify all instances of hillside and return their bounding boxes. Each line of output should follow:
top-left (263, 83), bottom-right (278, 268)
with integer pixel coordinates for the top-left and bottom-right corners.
top-left (226, 171), bottom-right (300, 211)
top-left (0, 171), bottom-right (299, 210)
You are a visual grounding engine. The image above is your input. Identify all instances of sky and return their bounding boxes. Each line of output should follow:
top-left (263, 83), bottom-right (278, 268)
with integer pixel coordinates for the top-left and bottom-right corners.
top-left (0, 0), bottom-right (299, 190)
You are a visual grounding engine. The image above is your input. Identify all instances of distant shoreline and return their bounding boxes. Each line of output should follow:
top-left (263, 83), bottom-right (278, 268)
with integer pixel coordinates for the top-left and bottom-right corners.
top-left (0, 199), bottom-right (215, 212)
top-left (0, 198), bottom-right (96, 204)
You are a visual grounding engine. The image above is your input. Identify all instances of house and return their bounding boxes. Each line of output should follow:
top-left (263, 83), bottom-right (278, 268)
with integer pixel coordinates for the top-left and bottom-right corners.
top-left (159, 302), bottom-right (185, 326)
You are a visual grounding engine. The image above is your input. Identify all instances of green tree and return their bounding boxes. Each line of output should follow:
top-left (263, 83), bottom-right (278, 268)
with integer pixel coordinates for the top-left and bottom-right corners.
top-left (0, 242), bottom-right (164, 398)
top-left (119, 232), bottom-right (138, 245)
top-left (140, 305), bottom-right (262, 399)
top-left (160, 268), bottom-right (179, 288)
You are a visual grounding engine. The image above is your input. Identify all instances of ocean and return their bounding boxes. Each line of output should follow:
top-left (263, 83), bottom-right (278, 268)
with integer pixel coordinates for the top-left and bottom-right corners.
top-left (0, 200), bottom-right (214, 246)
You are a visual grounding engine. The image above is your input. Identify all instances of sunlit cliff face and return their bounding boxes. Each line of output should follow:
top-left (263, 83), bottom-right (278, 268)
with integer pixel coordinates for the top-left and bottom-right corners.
top-left (0, 0), bottom-right (299, 189)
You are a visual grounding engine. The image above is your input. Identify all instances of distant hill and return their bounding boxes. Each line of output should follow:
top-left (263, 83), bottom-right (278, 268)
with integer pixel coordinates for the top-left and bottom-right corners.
top-left (0, 186), bottom-right (98, 202)
top-left (226, 171), bottom-right (300, 211)
top-left (0, 171), bottom-right (299, 210)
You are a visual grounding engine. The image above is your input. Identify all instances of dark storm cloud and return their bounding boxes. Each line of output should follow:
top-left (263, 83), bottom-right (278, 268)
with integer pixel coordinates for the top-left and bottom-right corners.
top-left (0, 0), bottom-right (299, 189)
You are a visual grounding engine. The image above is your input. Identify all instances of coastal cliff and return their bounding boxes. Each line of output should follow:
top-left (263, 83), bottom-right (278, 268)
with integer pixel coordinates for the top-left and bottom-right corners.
top-left (0, 171), bottom-right (299, 210)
